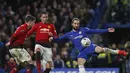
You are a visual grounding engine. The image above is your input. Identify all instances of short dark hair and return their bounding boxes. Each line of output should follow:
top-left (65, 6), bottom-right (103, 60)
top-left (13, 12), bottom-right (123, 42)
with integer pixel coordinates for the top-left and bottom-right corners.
top-left (39, 11), bottom-right (48, 17)
top-left (41, 11), bottom-right (48, 14)
top-left (25, 15), bottom-right (36, 22)
top-left (72, 18), bottom-right (80, 23)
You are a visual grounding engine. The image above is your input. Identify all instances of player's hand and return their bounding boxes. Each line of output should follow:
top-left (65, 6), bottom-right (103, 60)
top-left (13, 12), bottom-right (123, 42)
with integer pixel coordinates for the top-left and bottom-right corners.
top-left (49, 37), bottom-right (53, 42)
top-left (6, 42), bottom-right (10, 47)
top-left (108, 28), bottom-right (115, 32)
top-left (48, 32), bottom-right (53, 37)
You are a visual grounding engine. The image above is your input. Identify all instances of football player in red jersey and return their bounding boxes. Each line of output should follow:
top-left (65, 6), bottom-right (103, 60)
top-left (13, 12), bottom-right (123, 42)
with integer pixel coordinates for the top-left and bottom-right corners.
top-left (6, 15), bottom-right (36, 73)
top-left (27, 12), bottom-right (57, 73)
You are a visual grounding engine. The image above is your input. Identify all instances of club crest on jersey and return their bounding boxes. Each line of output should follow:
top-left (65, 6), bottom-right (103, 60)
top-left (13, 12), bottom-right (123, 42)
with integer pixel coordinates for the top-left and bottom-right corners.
top-left (48, 26), bottom-right (51, 28)
top-left (79, 31), bottom-right (82, 34)
top-left (70, 35), bottom-right (74, 40)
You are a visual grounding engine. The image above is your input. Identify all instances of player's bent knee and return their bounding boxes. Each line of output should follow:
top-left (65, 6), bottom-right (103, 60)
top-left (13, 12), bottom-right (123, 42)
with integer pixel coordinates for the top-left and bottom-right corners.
top-left (95, 46), bottom-right (104, 53)
top-left (35, 48), bottom-right (40, 52)
top-left (77, 58), bottom-right (86, 65)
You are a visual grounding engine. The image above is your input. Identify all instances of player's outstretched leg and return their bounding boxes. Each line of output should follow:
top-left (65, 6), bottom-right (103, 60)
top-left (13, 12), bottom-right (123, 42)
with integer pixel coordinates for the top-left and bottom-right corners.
top-left (95, 46), bottom-right (128, 56)
top-left (36, 50), bottom-right (41, 73)
top-left (78, 58), bottom-right (86, 73)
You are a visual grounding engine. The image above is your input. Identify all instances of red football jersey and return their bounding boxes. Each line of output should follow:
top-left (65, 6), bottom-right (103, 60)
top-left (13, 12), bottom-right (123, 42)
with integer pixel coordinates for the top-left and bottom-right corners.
top-left (10, 24), bottom-right (29, 47)
top-left (27, 22), bottom-right (57, 43)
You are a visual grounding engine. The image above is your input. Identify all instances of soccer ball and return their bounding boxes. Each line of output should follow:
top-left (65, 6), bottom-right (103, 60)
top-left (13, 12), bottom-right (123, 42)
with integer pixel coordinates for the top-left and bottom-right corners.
top-left (81, 37), bottom-right (91, 47)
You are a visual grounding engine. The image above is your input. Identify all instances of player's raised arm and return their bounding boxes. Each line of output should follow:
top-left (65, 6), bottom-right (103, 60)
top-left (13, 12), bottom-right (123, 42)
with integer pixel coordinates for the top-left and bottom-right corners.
top-left (26, 24), bottom-right (37, 37)
top-left (84, 27), bottom-right (115, 34)
top-left (49, 33), bottom-right (69, 42)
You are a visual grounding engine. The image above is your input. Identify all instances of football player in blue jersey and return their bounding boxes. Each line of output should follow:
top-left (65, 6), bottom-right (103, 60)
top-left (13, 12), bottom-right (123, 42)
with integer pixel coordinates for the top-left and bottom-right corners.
top-left (49, 18), bottom-right (128, 73)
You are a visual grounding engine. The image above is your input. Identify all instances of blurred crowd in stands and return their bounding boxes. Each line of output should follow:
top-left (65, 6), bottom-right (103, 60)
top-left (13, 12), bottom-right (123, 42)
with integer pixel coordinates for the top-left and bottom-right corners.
top-left (106, 0), bottom-right (130, 24)
top-left (0, 0), bottom-right (130, 73)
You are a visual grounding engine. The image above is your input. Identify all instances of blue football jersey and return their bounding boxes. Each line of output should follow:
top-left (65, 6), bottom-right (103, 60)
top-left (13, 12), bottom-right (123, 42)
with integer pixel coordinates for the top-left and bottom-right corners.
top-left (53, 27), bottom-right (108, 51)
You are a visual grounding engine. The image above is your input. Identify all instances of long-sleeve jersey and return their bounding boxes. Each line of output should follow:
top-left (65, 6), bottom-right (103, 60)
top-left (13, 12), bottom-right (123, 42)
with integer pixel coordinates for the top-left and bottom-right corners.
top-left (53, 27), bottom-right (108, 51)
top-left (27, 22), bottom-right (57, 43)
top-left (9, 24), bottom-right (29, 47)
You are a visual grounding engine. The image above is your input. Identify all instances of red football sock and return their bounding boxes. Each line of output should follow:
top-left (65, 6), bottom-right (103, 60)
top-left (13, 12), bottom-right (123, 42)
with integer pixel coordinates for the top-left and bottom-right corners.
top-left (36, 51), bottom-right (41, 73)
top-left (36, 60), bottom-right (41, 73)
top-left (10, 68), bottom-right (17, 73)
top-left (118, 50), bottom-right (127, 56)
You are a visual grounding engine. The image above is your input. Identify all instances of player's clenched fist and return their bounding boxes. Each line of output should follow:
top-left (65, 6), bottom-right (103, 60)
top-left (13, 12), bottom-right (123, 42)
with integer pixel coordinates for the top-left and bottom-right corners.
top-left (6, 42), bottom-right (10, 47)
top-left (49, 37), bottom-right (53, 42)
top-left (108, 28), bottom-right (115, 32)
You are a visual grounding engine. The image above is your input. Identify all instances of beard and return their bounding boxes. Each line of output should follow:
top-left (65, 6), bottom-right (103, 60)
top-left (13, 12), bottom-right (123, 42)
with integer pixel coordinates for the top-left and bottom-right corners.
top-left (73, 27), bottom-right (79, 30)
